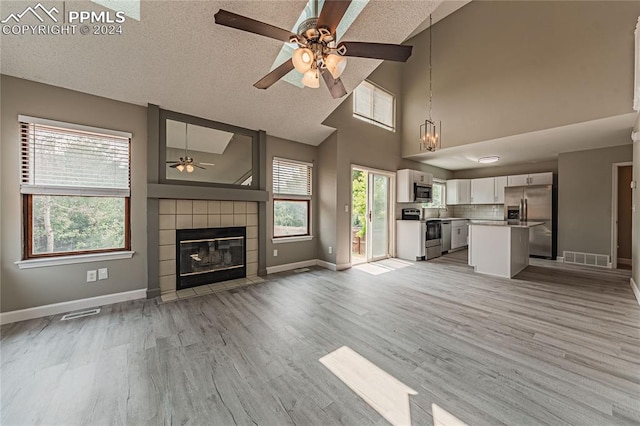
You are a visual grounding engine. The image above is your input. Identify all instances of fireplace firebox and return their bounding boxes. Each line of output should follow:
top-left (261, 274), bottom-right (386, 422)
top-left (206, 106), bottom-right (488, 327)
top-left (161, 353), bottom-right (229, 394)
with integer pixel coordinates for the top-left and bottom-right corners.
top-left (176, 227), bottom-right (246, 290)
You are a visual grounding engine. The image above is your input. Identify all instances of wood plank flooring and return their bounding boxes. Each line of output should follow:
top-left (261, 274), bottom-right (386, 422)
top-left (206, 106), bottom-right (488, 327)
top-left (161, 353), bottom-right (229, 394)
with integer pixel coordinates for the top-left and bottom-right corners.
top-left (2, 253), bottom-right (639, 425)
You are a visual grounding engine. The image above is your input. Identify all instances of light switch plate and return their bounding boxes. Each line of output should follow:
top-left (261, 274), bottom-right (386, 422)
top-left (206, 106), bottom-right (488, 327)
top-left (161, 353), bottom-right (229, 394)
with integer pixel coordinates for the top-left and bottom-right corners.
top-left (87, 270), bottom-right (97, 282)
top-left (98, 268), bottom-right (108, 280)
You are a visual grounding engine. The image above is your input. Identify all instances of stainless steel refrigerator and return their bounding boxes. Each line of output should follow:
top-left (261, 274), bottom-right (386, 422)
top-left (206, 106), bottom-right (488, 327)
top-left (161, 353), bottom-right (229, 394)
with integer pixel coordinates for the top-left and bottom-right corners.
top-left (504, 185), bottom-right (554, 258)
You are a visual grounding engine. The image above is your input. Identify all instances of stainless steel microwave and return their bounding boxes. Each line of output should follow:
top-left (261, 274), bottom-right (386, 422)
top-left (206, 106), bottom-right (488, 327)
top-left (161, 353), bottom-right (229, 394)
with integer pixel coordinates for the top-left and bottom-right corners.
top-left (414, 183), bottom-right (432, 202)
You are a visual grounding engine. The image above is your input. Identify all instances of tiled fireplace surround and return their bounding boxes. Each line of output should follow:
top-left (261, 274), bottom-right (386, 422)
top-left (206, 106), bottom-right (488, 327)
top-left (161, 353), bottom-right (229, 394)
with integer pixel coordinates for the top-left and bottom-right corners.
top-left (157, 199), bottom-right (259, 295)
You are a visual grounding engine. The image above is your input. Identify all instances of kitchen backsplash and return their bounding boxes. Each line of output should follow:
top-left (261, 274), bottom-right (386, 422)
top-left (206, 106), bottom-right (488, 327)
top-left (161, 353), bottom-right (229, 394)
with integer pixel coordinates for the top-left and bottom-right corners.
top-left (449, 204), bottom-right (504, 220)
top-left (396, 204), bottom-right (504, 220)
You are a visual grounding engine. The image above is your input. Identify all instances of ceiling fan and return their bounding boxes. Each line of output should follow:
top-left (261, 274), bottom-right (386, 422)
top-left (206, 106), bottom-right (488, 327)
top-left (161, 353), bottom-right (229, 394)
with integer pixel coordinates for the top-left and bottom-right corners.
top-left (166, 123), bottom-right (215, 173)
top-left (214, 0), bottom-right (413, 98)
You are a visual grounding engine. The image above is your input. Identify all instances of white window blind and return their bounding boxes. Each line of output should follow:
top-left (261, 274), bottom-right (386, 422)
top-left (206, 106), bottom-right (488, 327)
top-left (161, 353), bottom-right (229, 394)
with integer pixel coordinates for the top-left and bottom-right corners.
top-left (273, 158), bottom-right (312, 197)
top-left (20, 119), bottom-right (131, 197)
top-left (353, 81), bottom-right (395, 131)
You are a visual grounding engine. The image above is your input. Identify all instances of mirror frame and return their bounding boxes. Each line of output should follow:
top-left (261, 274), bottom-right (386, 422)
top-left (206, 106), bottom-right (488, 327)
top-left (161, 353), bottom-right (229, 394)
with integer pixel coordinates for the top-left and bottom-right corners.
top-left (159, 109), bottom-right (259, 189)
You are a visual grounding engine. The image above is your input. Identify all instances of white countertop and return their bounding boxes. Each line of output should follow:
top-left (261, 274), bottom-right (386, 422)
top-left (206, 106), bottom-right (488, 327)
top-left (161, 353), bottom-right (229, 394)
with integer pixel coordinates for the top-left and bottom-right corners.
top-left (469, 220), bottom-right (544, 228)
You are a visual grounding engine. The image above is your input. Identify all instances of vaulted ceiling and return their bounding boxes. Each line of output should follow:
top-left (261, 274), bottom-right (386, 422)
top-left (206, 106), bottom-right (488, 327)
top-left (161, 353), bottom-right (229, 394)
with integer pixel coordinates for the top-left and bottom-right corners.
top-left (1, 0), bottom-right (445, 145)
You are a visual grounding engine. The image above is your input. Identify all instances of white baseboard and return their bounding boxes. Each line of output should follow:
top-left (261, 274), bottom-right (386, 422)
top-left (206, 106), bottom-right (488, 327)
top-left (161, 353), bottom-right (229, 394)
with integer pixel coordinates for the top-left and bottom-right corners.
top-left (631, 277), bottom-right (640, 307)
top-left (266, 259), bottom-right (318, 274)
top-left (316, 260), bottom-right (337, 271)
top-left (0, 289), bottom-right (147, 325)
top-left (556, 257), bottom-right (564, 262)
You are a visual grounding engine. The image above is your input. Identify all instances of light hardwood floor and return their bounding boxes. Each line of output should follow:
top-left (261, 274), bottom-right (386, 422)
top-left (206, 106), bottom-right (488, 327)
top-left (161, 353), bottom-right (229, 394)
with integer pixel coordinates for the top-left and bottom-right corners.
top-left (2, 252), bottom-right (639, 425)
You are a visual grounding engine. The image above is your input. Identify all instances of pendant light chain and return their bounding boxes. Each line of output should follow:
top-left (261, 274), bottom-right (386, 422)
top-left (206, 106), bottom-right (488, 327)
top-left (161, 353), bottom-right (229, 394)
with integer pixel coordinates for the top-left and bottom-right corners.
top-left (428, 14), bottom-right (433, 122)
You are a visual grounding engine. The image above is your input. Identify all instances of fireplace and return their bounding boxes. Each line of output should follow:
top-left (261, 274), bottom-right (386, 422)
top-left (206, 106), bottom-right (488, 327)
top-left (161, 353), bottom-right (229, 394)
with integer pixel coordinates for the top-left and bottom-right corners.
top-left (176, 227), bottom-right (246, 290)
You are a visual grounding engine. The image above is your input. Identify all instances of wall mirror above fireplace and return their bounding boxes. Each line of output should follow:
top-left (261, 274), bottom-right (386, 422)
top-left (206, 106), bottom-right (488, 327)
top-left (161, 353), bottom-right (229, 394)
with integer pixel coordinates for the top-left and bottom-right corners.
top-left (159, 109), bottom-right (259, 188)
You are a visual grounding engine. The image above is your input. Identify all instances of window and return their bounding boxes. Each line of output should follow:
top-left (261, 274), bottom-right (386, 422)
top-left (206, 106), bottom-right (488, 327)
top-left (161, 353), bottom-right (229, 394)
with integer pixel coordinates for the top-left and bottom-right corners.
top-left (20, 116), bottom-right (131, 259)
top-left (424, 180), bottom-right (446, 208)
top-left (353, 80), bottom-right (395, 131)
top-left (272, 158), bottom-right (312, 238)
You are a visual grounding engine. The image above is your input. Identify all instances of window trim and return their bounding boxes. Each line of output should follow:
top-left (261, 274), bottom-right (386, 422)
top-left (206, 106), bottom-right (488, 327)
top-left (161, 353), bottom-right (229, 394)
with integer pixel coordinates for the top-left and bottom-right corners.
top-left (352, 80), bottom-right (396, 132)
top-left (272, 157), bottom-right (313, 240)
top-left (272, 198), bottom-right (311, 239)
top-left (20, 117), bottom-right (132, 260)
top-left (424, 179), bottom-right (447, 209)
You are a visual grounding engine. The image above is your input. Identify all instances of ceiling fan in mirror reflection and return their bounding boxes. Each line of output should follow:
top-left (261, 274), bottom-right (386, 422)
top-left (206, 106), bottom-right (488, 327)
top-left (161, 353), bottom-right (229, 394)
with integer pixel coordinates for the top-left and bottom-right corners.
top-left (166, 123), bottom-right (214, 173)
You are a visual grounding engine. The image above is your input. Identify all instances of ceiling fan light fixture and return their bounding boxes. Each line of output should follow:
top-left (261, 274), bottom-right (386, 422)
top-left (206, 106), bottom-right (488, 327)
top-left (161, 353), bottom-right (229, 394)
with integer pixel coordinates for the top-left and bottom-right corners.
top-left (292, 47), bottom-right (314, 73)
top-left (302, 68), bottom-right (320, 88)
top-left (324, 53), bottom-right (346, 79)
top-left (176, 164), bottom-right (185, 172)
top-left (478, 156), bottom-right (500, 164)
top-left (186, 164), bottom-right (195, 173)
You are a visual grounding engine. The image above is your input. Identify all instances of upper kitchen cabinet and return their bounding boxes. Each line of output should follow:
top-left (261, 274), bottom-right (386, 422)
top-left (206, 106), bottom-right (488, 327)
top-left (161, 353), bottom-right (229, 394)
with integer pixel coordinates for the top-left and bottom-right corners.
top-left (470, 177), bottom-right (495, 204)
top-left (397, 169), bottom-right (433, 202)
top-left (446, 179), bottom-right (471, 205)
top-left (494, 176), bottom-right (508, 204)
top-left (507, 172), bottom-right (552, 186)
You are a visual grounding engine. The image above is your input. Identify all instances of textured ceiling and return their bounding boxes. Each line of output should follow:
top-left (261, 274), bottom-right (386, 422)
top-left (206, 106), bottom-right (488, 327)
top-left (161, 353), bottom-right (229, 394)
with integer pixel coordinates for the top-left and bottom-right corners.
top-left (1, 0), bottom-right (442, 145)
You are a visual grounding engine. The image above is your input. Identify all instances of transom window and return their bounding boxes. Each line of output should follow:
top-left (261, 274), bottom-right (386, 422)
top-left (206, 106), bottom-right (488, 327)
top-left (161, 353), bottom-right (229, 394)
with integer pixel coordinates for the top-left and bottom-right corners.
top-left (353, 80), bottom-right (395, 131)
top-left (272, 158), bottom-right (312, 238)
top-left (19, 116), bottom-right (131, 258)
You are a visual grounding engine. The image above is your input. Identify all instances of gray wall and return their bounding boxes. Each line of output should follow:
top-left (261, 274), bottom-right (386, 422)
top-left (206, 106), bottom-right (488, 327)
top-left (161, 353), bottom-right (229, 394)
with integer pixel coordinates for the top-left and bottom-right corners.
top-left (558, 144), bottom-right (633, 258)
top-left (317, 132), bottom-right (338, 264)
top-left (321, 61), bottom-right (451, 266)
top-left (1, 75), bottom-right (148, 312)
top-left (452, 160), bottom-right (558, 180)
top-left (401, 1), bottom-right (640, 156)
top-left (265, 135), bottom-right (318, 267)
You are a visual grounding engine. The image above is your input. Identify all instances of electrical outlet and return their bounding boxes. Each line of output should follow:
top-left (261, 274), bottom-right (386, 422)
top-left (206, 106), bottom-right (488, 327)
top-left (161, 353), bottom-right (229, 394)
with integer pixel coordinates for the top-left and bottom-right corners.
top-left (273, 249), bottom-right (278, 257)
top-left (98, 268), bottom-right (108, 280)
top-left (328, 246), bottom-right (332, 254)
top-left (344, 204), bottom-right (349, 212)
top-left (86, 270), bottom-right (97, 282)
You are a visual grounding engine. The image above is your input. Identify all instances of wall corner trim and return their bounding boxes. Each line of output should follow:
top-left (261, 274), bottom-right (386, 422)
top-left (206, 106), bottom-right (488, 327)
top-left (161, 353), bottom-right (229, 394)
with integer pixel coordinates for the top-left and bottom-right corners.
top-left (631, 278), bottom-right (640, 307)
top-left (632, 130), bottom-right (640, 142)
top-left (0, 289), bottom-right (146, 325)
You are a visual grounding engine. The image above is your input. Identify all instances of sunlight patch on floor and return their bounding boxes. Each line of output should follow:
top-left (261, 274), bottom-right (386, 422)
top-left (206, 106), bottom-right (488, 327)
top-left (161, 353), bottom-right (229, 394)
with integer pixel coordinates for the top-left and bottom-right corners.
top-left (320, 346), bottom-right (417, 425)
top-left (353, 258), bottom-right (414, 275)
top-left (432, 403), bottom-right (468, 426)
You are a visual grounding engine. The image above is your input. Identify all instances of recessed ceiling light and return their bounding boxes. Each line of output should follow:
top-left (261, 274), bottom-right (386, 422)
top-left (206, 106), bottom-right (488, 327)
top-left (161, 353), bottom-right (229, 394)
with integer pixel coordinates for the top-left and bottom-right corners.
top-left (478, 156), bottom-right (500, 164)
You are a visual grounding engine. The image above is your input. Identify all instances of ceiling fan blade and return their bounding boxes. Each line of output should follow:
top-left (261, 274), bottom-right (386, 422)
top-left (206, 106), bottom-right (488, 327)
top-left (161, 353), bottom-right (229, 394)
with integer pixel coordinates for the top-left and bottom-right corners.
top-left (254, 58), bottom-right (295, 89)
top-left (168, 164), bottom-right (180, 168)
top-left (316, 0), bottom-right (352, 35)
top-left (214, 9), bottom-right (297, 42)
top-left (320, 69), bottom-right (347, 99)
top-left (194, 164), bottom-right (207, 170)
top-left (199, 162), bottom-right (216, 166)
top-left (338, 41), bottom-right (413, 62)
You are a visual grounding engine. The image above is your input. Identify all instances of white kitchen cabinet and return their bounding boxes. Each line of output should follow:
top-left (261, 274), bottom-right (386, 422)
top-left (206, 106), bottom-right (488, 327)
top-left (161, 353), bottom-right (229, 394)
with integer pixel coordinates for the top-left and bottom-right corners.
top-left (470, 177), bottom-right (495, 204)
top-left (528, 172), bottom-right (553, 185)
top-left (412, 170), bottom-right (433, 186)
top-left (451, 220), bottom-right (468, 250)
top-left (397, 169), bottom-right (433, 202)
top-left (396, 220), bottom-right (426, 260)
top-left (494, 176), bottom-right (508, 204)
top-left (507, 172), bottom-right (553, 187)
top-left (507, 174), bottom-right (529, 187)
top-left (446, 179), bottom-right (471, 205)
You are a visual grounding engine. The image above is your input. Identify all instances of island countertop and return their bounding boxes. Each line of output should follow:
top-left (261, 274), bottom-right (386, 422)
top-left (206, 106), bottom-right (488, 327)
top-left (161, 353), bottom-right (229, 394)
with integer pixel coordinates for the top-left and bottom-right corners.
top-left (468, 220), bottom-right (544, 228)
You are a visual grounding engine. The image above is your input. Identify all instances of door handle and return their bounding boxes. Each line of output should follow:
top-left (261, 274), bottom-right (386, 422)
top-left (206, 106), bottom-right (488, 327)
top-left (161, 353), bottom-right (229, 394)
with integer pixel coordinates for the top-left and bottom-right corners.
top-left (368, 211), bottom-right (372, 221)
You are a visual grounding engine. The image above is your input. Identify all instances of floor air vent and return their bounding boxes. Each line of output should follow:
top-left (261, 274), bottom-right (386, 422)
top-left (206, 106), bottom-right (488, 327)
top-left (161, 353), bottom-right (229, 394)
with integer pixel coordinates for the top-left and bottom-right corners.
top-left (61, 308), bottom-right (101, 321)
top-left (562, 251), bottom-right (610, 268)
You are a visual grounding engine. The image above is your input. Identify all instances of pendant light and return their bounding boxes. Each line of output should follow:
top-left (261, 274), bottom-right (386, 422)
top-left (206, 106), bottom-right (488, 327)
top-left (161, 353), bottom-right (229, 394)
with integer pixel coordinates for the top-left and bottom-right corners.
top-left (419, 14), bottom-right (441, 152)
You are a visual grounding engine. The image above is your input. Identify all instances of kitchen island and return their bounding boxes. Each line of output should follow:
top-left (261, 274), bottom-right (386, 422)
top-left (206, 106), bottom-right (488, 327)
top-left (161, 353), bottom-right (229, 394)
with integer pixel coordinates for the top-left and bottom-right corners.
top-left (468, 221), bottom-right (544, 278)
